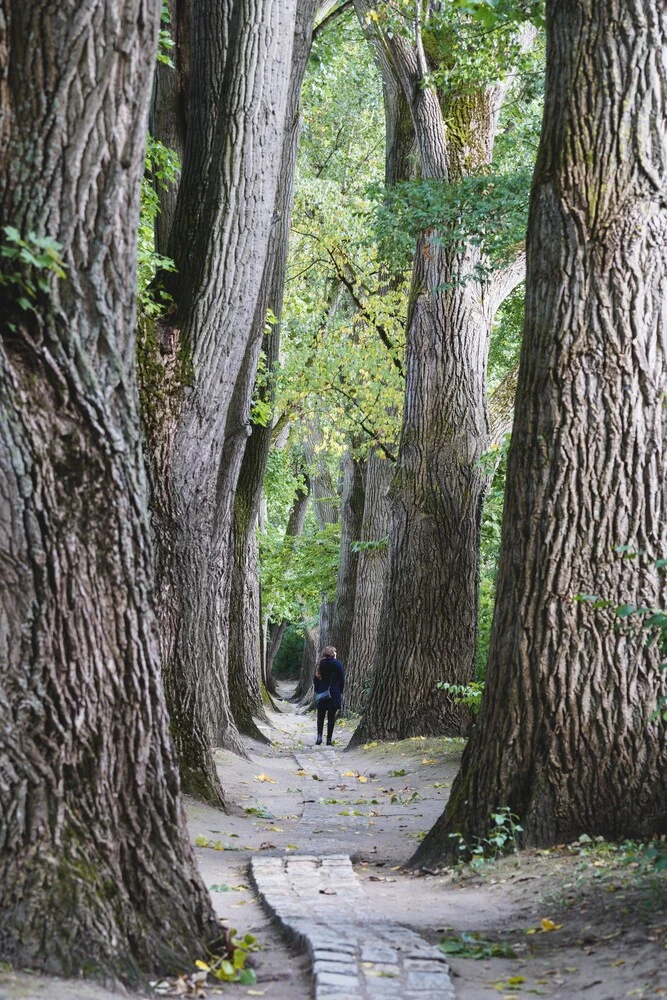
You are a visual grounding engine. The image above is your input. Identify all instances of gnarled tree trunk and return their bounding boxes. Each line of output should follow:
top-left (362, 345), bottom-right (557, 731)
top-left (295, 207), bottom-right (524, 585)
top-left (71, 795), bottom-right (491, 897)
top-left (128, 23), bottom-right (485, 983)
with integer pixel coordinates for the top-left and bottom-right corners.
top-left (416, 0), bottom-right (667, 865)
top-left (0, 0), bottom-right (218, 982)
top-left (344, 454), bottom-right (392, 714)
top-left (142, 0), bottom-right (298, 802)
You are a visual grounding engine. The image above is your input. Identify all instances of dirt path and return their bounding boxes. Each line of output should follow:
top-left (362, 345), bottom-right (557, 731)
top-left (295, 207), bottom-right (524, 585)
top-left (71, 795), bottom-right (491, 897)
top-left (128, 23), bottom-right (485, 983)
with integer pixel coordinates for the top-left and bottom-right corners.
top-left (2, 697), bottom-right (666, 999)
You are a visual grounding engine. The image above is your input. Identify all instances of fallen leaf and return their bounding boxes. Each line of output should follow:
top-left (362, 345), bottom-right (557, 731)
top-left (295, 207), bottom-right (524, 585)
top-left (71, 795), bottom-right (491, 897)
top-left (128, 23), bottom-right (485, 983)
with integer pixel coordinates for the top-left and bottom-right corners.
top-left (540, 918), bottom-right (563, 932)
top-left (611, 959), bottom-right (625, 967)
top-left (247, 992), bottom-right (266, 997)
top-left (507, 977), bottom-right (525, 985)
top-left (259, 842), bottom-right (276, 850)
top-left (341, 770), bottom-right (357, 777)
top-left (295, 769), bottom-right (308, 776)
top-left (254, 773), bottom-right (276, 783)
top-left (421, 758), bottom-right (437, 765)
top-left (194, 835), bottom-right (209, 847)
top-left (194, 960), bottom-right (211, 971)
top-left (358, 775), bottom-right (368, 783)
top-left (319, 887), bottom-right (336, 895)
top-left (286, 843), bottom-right (298, 849)
top-left (264, 826), bottom-right (283, 832)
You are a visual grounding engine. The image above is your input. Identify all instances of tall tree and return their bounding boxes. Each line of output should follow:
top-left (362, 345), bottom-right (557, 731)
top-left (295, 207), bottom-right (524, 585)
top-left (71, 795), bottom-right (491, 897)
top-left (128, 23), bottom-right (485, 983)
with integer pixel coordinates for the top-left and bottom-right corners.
top-left (349, 1), bottom-right (532, 744)
top-left (416, 0), bottom-right (667, 865)
top-left (332, 450), bottom-right (367, 664)
top-left (228, 0), bottom-right (321, 739)
top-left (0, 0), bottom-right (218, 981)
top-left (141, 0), bottom-right (298, 802)
top-left (344, 453), bottom-right (392, 713)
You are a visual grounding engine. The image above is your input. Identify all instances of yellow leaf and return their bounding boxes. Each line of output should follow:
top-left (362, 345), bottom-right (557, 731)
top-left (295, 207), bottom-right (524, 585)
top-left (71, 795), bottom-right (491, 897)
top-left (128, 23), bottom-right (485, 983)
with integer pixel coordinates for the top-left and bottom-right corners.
top-left (213, 841), bottom-right (224, 851)
top-left (254, 773), bottom-right (276, 783)
top-left (525, 927), bottom-right (538, 935)
top-left (540, 918), bottom-right (563, 932)
top-left (286, 844), bottom-right (298, 849)
top-left (195, 960), bottom-right (211, 971)
top-left (194, 835), bottom-right (209, 847)
top-left (507, 977), bottom-right (525, 985)
top-left (295, 769), bottom-right (308, 776)
top-left (363, 741), bottom-right (378, 749)
top-left (341, 770), bottom-right (357, 777)
top-left (358, 775), bottom-right (368, 783)
top-left (421, 758), bottom-right (437, 765)
top-left (611, 959), bottom-right (625, 967)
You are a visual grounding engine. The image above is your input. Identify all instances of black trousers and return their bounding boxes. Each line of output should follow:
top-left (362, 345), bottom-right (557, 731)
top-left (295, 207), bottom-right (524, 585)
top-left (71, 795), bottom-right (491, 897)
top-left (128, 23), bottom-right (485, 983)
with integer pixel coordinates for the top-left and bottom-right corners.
top-left (317, 703), bottom-right (337, 742)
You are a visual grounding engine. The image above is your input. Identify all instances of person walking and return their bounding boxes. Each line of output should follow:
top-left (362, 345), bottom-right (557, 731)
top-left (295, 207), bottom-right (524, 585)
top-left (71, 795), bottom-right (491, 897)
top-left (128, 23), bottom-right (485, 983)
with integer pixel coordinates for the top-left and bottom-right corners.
top-left (313, 646), bottom-right (345, 746)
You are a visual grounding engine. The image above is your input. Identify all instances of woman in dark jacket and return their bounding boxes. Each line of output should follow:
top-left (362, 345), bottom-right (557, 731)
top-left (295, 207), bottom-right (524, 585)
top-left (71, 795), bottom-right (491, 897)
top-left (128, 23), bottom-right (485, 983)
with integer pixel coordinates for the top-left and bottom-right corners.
top-left (313, 646), bottom-right (345, 746)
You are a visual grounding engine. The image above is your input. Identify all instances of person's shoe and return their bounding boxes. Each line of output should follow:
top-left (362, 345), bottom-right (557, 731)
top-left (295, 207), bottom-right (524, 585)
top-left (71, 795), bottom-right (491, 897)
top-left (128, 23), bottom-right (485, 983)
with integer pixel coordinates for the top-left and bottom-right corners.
top-left (326, 739), bottom-right (334, 746)
top-left (315, 735), bottom-right (322, 745)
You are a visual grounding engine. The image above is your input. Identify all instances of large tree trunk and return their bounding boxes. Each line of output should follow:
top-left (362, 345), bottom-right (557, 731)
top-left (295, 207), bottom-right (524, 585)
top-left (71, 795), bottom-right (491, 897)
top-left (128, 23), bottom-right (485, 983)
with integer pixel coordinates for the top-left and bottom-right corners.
top-left (332, 452), bottom-right (366, 665)
top-left (415, 0), bottom-right (667, 865)
top-left (344, 454), bottom-right (392, 714)
top-left (141, 0), bottom-right (298, 801)
top-left (349, 8), bottom-right (527, 744)
top-left (0, 0), bottom-right (218, 982)
top-left (228, 0), bottom-right (320, 739)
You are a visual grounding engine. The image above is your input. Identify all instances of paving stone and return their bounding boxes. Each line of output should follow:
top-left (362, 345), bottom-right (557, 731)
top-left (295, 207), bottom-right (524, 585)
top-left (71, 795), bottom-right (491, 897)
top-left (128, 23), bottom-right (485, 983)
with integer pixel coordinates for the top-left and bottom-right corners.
top-left (250, 743), bottom-right (456, 1000)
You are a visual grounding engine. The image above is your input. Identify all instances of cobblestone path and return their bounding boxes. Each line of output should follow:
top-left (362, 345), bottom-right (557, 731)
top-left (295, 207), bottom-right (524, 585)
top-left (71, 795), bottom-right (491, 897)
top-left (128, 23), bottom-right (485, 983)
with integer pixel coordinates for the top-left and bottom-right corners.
top-left (250, 744), bottom-right (455, 1000)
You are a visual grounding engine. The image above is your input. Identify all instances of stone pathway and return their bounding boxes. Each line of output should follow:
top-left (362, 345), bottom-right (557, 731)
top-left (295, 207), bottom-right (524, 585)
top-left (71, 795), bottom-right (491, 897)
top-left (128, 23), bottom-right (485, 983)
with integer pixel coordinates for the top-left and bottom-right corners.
top-left (250, 745), bottom-right (455, 1000)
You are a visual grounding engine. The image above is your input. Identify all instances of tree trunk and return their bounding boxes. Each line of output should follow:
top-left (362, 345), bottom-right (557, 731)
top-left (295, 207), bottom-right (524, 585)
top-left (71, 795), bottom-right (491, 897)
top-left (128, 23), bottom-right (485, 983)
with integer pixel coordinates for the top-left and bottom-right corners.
top-left (228, 0), bottom-right (320, 739)
top-left (150, 0), bottom-right (191, 255)
top-left (0, 0), bottom-right (218, 982)
top-left (344, 454), bottom-right (392, 714)
top-left (332, 452), bottom-right (367, 665)
top-left (294, 625), bottom-right (319, 702)
top-left (415, 0), bottom-right (667, 865)
top-left (142, 0), bottom-right (298, 801)
top-left (349, 7), bottom-right (526, 744)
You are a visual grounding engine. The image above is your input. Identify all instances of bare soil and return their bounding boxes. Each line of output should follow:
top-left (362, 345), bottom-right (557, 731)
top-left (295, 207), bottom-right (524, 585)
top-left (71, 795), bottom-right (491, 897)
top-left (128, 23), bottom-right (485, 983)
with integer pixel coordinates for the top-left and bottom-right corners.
top-left (2, 695), bottom-right (665, 1000)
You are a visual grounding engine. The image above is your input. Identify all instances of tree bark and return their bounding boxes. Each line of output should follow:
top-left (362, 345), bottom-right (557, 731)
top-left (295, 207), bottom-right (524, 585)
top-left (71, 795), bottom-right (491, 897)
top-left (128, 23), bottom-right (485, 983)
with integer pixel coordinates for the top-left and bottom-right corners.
top-left (415, 0), bottom-right (667, 865)
top-left (150, 0), bottom-right (192, 255)
top-left (332, 452), bottom-right (367, 665)
top-left (141, 0), bottom-right (298, 801)
top-left (344, 454), bottom-right (392, 714)
top-left (0, 0), bottom-right (218, 982)
top-left (349, 4), bottom-right (527, 744)
top-left (228, 0), bottom-right (320, 739)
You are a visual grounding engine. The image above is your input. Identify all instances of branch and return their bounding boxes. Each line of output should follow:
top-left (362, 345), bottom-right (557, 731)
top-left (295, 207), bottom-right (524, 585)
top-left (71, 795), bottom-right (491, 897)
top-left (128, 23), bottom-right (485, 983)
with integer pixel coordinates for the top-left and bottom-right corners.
top-left (312, 0), bottom-right (354, 40)
top-left (488, 252), bottom-right (526, 315)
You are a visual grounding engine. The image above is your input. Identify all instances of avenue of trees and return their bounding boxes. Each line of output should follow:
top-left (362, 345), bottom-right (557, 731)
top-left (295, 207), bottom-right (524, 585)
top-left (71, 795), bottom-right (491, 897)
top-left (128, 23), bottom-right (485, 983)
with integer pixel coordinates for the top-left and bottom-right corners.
top-left (1, 0), bottom-right (666, 985)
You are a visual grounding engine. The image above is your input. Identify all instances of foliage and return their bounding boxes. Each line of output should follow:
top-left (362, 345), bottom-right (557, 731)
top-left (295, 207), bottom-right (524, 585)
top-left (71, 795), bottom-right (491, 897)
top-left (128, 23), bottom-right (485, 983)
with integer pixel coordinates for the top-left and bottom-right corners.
top-left (157, 2), bottom-right (176, 67)
top-left (449, 806), bottom-right (523, 861)
top-left (476, 434), bottom-right (510, 675)
top-left (373, 171), bottom-right (532, 275)
top-left (437, 681), bottom-right (484, 713)
top-left (272, 624), bottom-right (306, 679)
top-left (0, 226), bottom-right (67, 328)
top-left (439, 932), bottom-right (516, 960)
top-left (195, 930), bottom-right (260, 986)
top-left (138, 136), bottom-right (179, 316)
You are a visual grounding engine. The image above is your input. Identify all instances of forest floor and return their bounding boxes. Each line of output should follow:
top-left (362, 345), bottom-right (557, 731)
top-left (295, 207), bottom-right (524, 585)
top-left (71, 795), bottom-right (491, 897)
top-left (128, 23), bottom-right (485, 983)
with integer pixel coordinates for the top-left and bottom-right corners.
top-left (1, 691), bottom-right (666, 1000)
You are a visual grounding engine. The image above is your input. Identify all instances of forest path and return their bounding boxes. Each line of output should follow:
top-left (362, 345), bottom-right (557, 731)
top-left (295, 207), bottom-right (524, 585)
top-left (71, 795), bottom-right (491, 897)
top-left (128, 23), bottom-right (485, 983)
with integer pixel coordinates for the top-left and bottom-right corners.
top-left (2, 698), bottom-right (665, 999)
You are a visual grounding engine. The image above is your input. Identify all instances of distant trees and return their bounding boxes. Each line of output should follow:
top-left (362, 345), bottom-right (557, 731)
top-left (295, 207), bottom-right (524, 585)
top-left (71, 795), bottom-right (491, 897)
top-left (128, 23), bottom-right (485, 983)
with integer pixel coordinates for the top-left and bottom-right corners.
top-left (416, 0), bottom-right (667, 865)
top-left (349, 0), bottom-right (533, 744)
top-left (0, 0), bottom-right (218, 980)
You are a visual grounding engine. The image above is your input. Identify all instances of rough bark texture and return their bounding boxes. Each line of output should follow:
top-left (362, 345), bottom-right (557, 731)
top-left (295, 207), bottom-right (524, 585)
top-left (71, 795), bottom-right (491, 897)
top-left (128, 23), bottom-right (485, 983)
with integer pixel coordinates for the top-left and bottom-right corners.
top-left (141, 0), bottom-right (298, 801)
top-left (0, 0), bottom-right (219, 982)
top-left (416, 0), bottom-right (667, 865)
top-left (150, 0), bottom-right (191, 255)
top-left (344, 455), bottom-right (392, 714)
top-left (332, 452), bottom-right (367, 666)
top-left (350, 4), bottom-right (526, 744)
top-left (228, 0), bottom-right (319, 739)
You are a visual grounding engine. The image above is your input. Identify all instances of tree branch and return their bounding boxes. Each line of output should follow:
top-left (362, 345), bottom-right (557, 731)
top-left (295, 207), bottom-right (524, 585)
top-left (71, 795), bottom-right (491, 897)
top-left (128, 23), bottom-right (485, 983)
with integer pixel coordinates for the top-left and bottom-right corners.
top-left (313, 0), bottom-right (354, 40)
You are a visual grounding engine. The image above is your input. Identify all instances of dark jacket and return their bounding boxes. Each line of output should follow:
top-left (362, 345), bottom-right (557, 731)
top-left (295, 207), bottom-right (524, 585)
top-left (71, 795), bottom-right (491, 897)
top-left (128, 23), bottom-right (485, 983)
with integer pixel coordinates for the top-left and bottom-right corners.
top-left (313, 657), bottom-right (345, 710)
